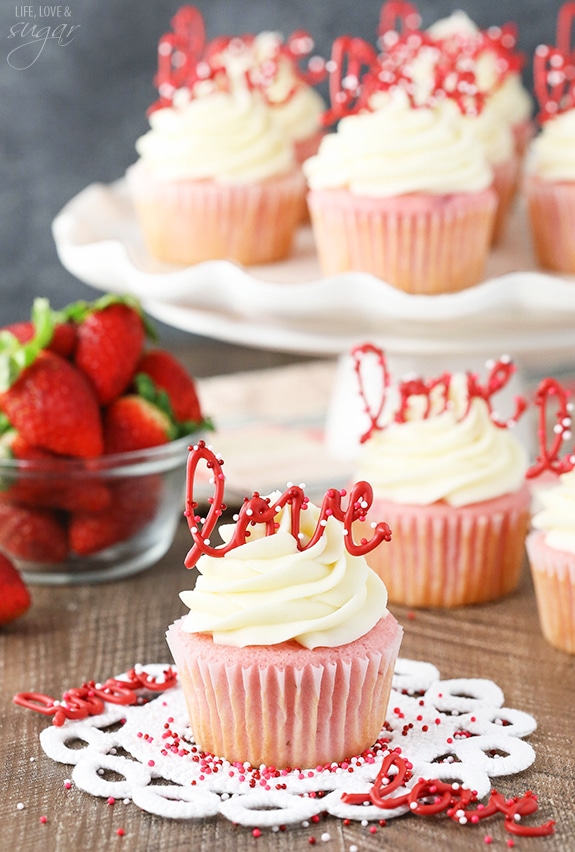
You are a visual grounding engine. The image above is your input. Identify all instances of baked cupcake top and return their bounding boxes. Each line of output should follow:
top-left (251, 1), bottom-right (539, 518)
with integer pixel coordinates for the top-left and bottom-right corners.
top-left (352, 346), bottom-right (528, 507)
top-left (178, 442), bottom-right (393, 649)
top-left (303, 90), bottom-right (492, 196)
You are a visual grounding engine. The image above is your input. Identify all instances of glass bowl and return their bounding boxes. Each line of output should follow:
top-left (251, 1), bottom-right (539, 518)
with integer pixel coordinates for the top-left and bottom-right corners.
top-left (0, 434), bottom-right (199, 585)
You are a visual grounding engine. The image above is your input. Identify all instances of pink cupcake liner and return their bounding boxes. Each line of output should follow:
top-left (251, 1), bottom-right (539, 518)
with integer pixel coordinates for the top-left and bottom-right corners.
top-left (525, 176), bottom-right (575, 274)
top-left (307, 187), bottom-right (497, 294)
top-left (526, 530), bottom-right (575, 654)
top-left (491, 156), bottom-right (520, 245)
top-left (127, 163), bottom-right (305, 266)
top-left (357, 485), bottom-right (531, 608)
top-left (166, 614), bottom-right (403, 769)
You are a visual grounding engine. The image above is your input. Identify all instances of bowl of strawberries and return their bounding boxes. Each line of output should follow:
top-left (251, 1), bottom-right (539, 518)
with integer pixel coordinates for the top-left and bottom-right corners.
top-left (0, 294), bottom-right (211, 584)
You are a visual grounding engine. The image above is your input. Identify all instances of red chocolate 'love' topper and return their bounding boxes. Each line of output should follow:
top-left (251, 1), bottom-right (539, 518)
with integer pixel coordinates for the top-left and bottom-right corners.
top-left (527, 377), bottom-right (575, 478)
top-left (556, 1), bottom-right (575, 57)
top-left (149, 5), bottom-right (325, 114)
top-left (352, 344), bottom-right (527, 444)
top-left (533, 42), bottom-right (575, 123)
top-left (183, 441), bottom-right (392, 568)
top-left (378, 0), bottom-right (421, 40)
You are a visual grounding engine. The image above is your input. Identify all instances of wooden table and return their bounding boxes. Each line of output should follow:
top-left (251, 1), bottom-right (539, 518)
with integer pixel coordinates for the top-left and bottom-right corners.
top-left (1, 347), bottom-right (574, 851)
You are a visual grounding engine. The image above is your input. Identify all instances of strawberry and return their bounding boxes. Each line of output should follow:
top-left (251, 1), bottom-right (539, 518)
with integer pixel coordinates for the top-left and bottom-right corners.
top-left (1, 320), bottom-right (77, 358)
top-left (103, 395), bottom-right (176, 454)
top-left (65, 295), bottom-right (150, 405)
top-left (0, 350), bottom-right (103, 458)
top-left (0, 552), bottom-right (31, 625)
top-left (135, 349), bottom-right (204, 425)
top-left (0, 504), bottom-right (68, 564)
top-left (0, 429), bottom-right (111, 513)
top-left (69, 474), bottom-right (162, 555)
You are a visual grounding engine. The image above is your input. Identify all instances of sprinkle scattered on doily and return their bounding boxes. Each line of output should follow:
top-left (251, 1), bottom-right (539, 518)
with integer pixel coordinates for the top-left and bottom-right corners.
top-left (22, 659), bottom-right (552, 835)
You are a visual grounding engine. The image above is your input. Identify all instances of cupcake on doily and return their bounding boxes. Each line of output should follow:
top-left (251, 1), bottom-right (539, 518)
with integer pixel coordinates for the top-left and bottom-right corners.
top-left (127, 6), bottom-right (306, 266)
top-left (525, 377), bottom-right (575, 654)
top-left (524, 12), bottom-right (575, 274)
top-left (166, 441), bottom-right (403, 769)
top-left (303, 27), bottom-right (496, 294)
top-left (350, 345), bottom-right (531, 608)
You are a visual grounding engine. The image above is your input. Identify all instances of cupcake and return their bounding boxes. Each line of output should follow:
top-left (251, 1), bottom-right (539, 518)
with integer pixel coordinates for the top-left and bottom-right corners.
top-left (525, 377), bottom-right (575, 654)
top-left (351, 345), bottom-right (530, 608)
top-left (166, 440), bottom-right (403, 769)
top-left (524, 44), bottom-right (575, 274)
top-left (127, 10), bottom-right (304, 266)
top-left (303, 35), bottom-right (496, 294)
top-left (426, 10), bottom-right (533, 157)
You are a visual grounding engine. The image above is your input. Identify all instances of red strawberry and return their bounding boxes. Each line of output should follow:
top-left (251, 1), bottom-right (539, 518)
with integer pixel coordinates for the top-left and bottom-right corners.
top-left (135, 349), bottom-right (203, 424)
top-left (103, 395), bottom-right (176, 454)
top-left (0, 552), bottom-right (31, 625)
top-left (69, 474), bottom-right (162, 555)
top-left (69, 296), bottom-right (148, 405)
top-left (0, 430), bottom-right (111, 513)
top-left (0, 504), bottom-right (68, 564)
top-left (1, 320), bottom-right (77, 358)
top-left (0, 351), bottom-right (103, 457)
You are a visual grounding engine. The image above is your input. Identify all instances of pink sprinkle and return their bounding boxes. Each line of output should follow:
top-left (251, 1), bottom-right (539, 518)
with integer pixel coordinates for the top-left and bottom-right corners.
top-left (107, 797), bottom-right (115, 806)
top-left (39, 815), bottom-right (47, 824)
top-left (252, 828), bottom-right (261, 838)
top-left (369, 825), bottom-right (377, 833)
top-left (506, 841), bottom-right (515, 849)
top-left (148, 760), bottom-right (155, 767)
top-left (484, 836), bottom-right (493, 845)
top-left (64, 781), bottom-right (72, 790)
top-left (116, 828), bottom-right (125, 837)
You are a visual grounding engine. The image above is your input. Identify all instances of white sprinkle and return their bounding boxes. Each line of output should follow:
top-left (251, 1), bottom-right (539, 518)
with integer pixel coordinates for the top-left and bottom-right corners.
top-left (321, 833), bottom-right (331, 842)
top-left (272, 826), bottom-right (280, 832)
top-left (246, 509), bottom-right (253, 517)
top-left (361, 819), bottom-right (369, 825)
top-left (302, 820), bottom-right (310, 828)
top-left (16, 803), bottom-right (25, 810)
top-left (123, 798), bottom-right (131, 805)
top-left (350, 846), bottom-right (359, 852)
top-left (29, 757), bottom-right (35, 762)
top-left (203, 538), bottom-right (210, 546)
top-left (554, 424), bottom-right (563, 434)
top-left (299, 483), bottom-right (306, 489)
top-left (320, 519), bottom-right (327, 527)
top-left (459, 816), bottom-right (468, 824)
top-left (563, 430), bottom-right (572, 442)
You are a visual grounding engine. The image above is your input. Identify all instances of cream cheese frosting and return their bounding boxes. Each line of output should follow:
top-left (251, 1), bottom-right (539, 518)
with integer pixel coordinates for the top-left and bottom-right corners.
top-left (531, 470), bottom-right (575, 554)
top-left (525, 110), bottom-right (575, 182)
top-left (303, 91), bottom-right (492, 196)
top-left (250, 31), bottom-right (325, 143)
top-left (135, 87), bottom-right (295, 185)
top-left (179, 496), bottom-right (389, 649)
top-left (355, 374), bottom-right (528, 507)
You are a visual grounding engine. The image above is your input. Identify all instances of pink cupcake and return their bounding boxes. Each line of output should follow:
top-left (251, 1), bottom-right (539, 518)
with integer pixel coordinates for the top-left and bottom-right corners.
top-left (524, 377), bottom-right (575, 654)
top-left (166, 441), bottom-right (403, 769)
top-left (303, 36), bottom-right (496, 294)
top-left (127, 9), bottom-right (304, 266)
top-left (351, 345), bottom-right (530, 608)
top-left (524, 44), bottom-right (575, 273)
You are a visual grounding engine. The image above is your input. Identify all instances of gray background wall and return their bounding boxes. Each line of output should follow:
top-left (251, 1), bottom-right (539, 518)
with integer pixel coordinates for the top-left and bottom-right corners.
top-left (0, 1), bottom-right (566, 339)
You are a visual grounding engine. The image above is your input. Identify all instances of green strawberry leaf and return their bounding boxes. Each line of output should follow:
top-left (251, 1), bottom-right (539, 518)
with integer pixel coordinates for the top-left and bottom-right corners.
top-left (133, 373), bottom-right (214, 439)
top-left (0, 298), bottom-right (55, 392)
top-left (61, 293), bottom-right (158, 341)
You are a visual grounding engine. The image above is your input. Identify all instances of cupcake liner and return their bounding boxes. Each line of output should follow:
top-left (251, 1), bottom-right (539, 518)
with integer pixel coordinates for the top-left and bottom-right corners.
top-left (127, 164), bottom-right (305, 266)
top-left (490, 156), bottom-right (520, 245)
top-left (307, 188), bottom-right (497, 294)
top-left (358, 486), bottom-right (531, 608)
top-left (166, 614), bottom-right (402, 769)
top-left (512, 119), bottom-right (535, 158)
top-left (525, 176), bottom-right (575, 274)
top-left (526, 530), bottom-right (575, 655)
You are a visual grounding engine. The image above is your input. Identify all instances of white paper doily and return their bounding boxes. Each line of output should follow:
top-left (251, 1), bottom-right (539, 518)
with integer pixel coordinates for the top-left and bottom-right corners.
top-left (38, 660), bottom-right (537, 828)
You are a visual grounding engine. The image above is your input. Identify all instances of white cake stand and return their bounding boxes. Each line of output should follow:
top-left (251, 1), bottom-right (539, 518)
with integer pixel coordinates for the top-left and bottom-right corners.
top-left (52, 179), bottom-right (575, 457)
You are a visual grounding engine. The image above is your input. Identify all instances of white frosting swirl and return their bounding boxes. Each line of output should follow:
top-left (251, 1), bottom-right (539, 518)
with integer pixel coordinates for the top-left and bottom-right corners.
top-left (526, 111), bottom-right (575, 182)
top-left (355, 375), bottom-right (528, 507)
top-left (462, 102), bottom-right (514, 166)
top-left (179, 497), bottom-right (389, 649)
top-left (488, 73), bottom-right (532, 127)
top-left (135, 88), bottom-right (294, 184)
top-left (531, 470), bottom-right (575, 554)
top-left (303, 92), bottom-right (492, 196)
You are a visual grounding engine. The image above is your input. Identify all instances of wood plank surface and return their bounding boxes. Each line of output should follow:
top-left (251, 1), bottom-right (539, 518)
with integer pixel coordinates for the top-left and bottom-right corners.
top-left (1, 348), bottom-right (574, 851)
